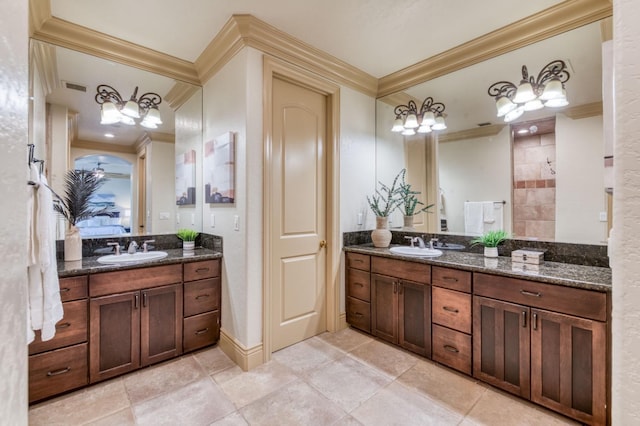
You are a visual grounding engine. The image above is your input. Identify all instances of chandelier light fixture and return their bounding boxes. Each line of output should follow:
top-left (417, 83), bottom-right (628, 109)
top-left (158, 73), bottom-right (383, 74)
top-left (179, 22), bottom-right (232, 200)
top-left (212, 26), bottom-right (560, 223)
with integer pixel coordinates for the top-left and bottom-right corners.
top-left (390, 97), bottom-right (447, 136)
top-left (95, 85), bottom-right (163, 129)
top-left (487, 59), bottom-right (570, 123)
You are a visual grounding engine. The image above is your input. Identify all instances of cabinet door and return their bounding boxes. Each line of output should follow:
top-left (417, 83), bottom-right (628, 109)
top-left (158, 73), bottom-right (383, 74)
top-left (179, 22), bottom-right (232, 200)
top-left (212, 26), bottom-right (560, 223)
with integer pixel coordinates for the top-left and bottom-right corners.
top-left (398, 280), bottom-right (431, 357)
top-left (531, 309), bottom-right (606, 425)
top-left (371, 274), bottom-right (398, 344)
top-left (473, 296), bottom-right (530, 398)
top-left (141, 284), bottom-right (183, 366)
top-left (90, 292), bottom-right (140, 383)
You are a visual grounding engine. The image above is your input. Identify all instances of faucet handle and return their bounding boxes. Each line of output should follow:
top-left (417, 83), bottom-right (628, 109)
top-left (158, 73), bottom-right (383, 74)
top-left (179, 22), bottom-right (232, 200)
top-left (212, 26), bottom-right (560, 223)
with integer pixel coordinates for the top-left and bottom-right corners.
top-left (404, 236), bottom-right (415, 247)
top-left (107, 242), bottom-right (121, 256)
top-left (142, 239), bottom-right (155, 253)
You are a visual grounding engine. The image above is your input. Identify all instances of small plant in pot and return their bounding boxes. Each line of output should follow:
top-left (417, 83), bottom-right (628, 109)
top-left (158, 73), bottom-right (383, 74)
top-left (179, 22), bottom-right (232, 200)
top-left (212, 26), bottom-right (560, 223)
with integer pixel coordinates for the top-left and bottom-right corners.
top-left (470, 230), bottom-right (509, 258)
top-left (54, 169), bottom-right (109, 261)
top-left (177, 228), bottom-right (199, 251)
top-left (396, 169), bottom-right (434, 228)
top-left (366, 172), bottom-right (402, 248)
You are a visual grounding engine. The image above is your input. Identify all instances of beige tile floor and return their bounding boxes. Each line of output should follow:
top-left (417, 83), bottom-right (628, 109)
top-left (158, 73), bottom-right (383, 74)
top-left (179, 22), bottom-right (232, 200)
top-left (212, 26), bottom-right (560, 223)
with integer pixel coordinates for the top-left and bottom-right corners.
top-left (29, 328), bottom-right (579, 426)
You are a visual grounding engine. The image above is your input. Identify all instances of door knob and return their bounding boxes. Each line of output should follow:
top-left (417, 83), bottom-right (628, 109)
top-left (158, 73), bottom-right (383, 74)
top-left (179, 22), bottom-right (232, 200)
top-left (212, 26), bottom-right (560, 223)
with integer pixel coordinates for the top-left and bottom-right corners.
top-left (319, 240), bottom-right (327, 248)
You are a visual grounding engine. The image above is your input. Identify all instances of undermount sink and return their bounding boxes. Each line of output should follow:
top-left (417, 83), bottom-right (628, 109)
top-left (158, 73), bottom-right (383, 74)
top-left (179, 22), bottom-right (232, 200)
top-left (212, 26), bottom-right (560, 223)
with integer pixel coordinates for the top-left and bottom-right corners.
top-left (97, 251), bottom-right (168, 264)
top-left (389, 246), bottom-right (443, 257)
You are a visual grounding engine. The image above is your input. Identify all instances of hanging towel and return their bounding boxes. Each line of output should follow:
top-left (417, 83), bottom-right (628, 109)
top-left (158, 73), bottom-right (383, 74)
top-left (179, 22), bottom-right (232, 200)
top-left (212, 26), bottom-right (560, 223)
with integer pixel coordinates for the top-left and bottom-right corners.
top-left (464, 201), bottom-right (484, 236)
top-left (27, 167), bottom-right (63, 343)
top-left (482, 202), bottom-right (495, 224)
top-left (27, 164), bottom-right (39, 344)
top-left (483, 203), bottom-right (505, 233)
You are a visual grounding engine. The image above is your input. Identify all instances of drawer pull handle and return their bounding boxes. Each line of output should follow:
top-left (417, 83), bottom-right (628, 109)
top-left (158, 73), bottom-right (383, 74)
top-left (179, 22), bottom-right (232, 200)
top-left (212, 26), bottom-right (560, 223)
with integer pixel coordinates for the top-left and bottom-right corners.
top-left (56, 322), bottom-right (71, 329)
top-left (351, 312), bottom-right (363, 318)
top-left (442, 306), bottom-right (459, 313)
top-left (522, 311), bottom-right (527, 328)
top-left (352, 259), bottom-right (364, 263)
top-left (195, 328), bottom-right (209, 335)
top-left (195, 268), bottom-right (210, 273)
top-left (134, 294), bottom-right (139, 309)
top-left (443, 277), bottom-right (459, 282)
top-left (143, 292), bottom-right (148, 307)
top-left (443, 345), bottom-right (459, 353)
top-left (60, 287), bottom-right (70, 293)
top-left (195, 294), bottom-right (210, 300)
top-left (532, 312), bottom-right (538, 330)
top-left (47, 367), bottom-right (71, 377)
top-left (354, 282), bottom-right (364, 287)
top-left (520, 290), bottom-right (541, 297)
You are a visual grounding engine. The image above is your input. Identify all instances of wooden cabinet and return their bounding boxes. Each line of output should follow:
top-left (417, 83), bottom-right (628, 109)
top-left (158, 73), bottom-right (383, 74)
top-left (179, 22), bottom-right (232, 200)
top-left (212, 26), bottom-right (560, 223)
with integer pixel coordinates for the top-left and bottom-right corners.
top-left (371, 257), bottom-right (431, 357)
top-left (28, 275), bottom-right (89, 403)
top-left (431, 266), bottom-right (472, 374)
top-left (473, 272), bottom-right (608, 425)
top-left (346, 253), bottom-right (371, 333)
top-left (89, 264), bottom-right (183, 383)
top-left (183, 259), bottom-right (221, 353)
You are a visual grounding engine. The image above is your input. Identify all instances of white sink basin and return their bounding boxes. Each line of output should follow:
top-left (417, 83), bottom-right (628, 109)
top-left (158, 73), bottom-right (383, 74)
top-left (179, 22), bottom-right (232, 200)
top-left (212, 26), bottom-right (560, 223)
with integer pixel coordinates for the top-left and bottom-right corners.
top-left (389, 246), bottom-right (443, 257)
top-left (97, 251), bottom-right (168, 264)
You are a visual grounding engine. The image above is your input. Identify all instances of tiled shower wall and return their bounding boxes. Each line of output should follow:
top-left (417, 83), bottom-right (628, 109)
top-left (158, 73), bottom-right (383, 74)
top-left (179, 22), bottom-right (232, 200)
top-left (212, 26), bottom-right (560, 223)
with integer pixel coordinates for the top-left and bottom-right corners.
top-left (513, 132), bottom-right (556, 239)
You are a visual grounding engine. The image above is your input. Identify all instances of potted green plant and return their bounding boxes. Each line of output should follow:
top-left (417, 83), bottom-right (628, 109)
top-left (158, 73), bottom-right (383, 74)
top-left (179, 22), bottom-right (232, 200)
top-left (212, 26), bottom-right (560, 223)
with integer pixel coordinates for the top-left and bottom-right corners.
top-left (470, 230), bottom-right (509, 258)
top-left (366, 172), bottom-right (402, 248)
top-left (53, 169), bottom-right (109, 261)
top-left (177, 228), bottom-right (199, 251)
top-left (396, 169), bottom-right (434, 228)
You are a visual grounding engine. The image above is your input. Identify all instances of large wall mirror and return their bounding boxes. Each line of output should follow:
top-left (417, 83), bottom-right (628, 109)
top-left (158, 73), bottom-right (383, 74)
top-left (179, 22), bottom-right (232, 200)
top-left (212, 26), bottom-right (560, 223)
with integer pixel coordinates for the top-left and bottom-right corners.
top-left (376, 20), bottom-right (609, 245)
top-left (31, 41), bottom-right (203, 239)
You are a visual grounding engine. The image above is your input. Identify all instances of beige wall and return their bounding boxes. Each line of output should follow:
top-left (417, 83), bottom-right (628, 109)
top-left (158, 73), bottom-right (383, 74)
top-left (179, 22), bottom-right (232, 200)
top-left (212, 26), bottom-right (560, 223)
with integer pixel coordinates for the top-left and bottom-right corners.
top-left (147, 140), bottom-right (177, 234)
top-left (0, 0), bottom-right (29, 422)
top-left (555, 113), bottom-right (606, 244)
top-left (48, 103), bottom-right (69, 196)
top-left (612, 0), bottom-right (640, 421)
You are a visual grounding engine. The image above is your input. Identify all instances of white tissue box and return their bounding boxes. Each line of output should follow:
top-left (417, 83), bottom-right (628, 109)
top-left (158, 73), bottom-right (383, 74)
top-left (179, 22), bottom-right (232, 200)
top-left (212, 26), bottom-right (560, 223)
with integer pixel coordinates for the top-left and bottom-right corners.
top-left (511, 249), bottom-right (544, 265)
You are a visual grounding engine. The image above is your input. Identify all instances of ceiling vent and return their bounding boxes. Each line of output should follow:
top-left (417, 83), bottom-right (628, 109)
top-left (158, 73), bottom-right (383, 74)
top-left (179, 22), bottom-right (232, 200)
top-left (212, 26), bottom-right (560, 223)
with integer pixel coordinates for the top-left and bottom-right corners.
top-left (63, 81), bottom-right (87, 92)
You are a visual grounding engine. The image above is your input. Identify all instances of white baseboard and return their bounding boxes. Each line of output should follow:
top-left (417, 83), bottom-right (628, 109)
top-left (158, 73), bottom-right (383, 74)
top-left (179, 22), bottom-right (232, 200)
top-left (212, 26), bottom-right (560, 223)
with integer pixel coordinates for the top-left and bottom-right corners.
top-left (218, 329), bottom-right (264, 371)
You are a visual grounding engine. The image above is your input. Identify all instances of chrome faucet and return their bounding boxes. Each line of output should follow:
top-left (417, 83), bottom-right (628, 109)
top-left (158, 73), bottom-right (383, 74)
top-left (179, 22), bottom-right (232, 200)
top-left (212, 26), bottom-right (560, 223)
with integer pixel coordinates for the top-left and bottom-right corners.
top-left (107, 242), bottom-right (121, 256)
top-left (127, 240), bottom-right (138, 254)
top-left (414, 236), bottom-right (426, 249)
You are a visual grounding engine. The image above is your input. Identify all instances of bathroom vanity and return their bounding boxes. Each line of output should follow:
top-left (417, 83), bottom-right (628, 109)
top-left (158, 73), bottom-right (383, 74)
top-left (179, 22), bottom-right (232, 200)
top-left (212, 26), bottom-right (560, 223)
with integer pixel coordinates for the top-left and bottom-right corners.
top-left (28, 249), bottom-right (221, 403)
top-left (344, 246), bottom-right (611, 426)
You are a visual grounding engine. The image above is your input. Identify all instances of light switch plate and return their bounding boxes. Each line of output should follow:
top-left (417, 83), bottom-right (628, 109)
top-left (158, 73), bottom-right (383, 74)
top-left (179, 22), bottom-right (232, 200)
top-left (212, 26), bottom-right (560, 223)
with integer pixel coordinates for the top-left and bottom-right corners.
top-left (159, 212), bottom-right (170, 220)
top-left (599, 211), bottom-right (607, 222)
top-left (357, 212), bottom-right (363, 225)
top-left (210, 214), bottom-right (215, 228)
top-left (234, 215), bottom-right (239, 231)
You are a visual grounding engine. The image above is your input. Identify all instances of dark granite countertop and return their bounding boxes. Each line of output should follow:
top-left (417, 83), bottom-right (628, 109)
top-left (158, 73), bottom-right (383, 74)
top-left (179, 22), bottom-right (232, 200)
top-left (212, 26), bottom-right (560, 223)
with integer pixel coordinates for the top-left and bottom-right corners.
top-left (344, 244), bottom-right (611, 293)
top-left (57, 248), bottom-right (222, 278)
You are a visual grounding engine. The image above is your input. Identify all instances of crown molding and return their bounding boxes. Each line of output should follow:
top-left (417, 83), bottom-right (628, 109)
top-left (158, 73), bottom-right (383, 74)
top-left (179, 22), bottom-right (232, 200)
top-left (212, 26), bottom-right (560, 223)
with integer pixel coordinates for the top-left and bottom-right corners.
top-left (29, 0), bottom-right (51, 37)
top-left (165, 82), bottom-right (200, 111)
top-left (30, 39), bottom-right (59, 96)
top-left (377, 0), bottom-right (613, 97)
top-left (195, 14), bottom-right (378, 96)
top-left (562, 101), bottom-right (603, 119)
top-left (147, 132), bottom-right (175, 143)
top-left (71, 139), bottom-right (137, 154)
top-left (31, 16), bottom-right (201, 85)
top-left (379, 92), bottom-right (418, 108)
top-left (438, 124), bottom-right (506, 143)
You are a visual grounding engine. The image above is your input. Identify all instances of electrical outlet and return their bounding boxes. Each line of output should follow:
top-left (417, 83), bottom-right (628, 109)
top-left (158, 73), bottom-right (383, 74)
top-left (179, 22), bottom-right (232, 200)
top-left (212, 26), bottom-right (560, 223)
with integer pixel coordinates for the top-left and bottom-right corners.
top-left (210, 214), bottom-right (215, 228)
top-left (599, 211), bottom-right (607, 222)
top-left (357, 212), bottom-right (363, 225)
top-left (191, 213), bottom-right (195, 225)
top-left (159, 212), bottom-right (170, 220)
top-left (176, 214), bottom-right (180, 224)
top-left (234, 215), bottom-right (239, 231)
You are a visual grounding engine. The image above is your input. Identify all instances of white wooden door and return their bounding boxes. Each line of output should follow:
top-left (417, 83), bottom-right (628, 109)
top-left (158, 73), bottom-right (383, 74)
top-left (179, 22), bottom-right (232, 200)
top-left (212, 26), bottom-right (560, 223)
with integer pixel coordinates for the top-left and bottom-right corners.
top-left (270, 77), bottom-right (327, 351)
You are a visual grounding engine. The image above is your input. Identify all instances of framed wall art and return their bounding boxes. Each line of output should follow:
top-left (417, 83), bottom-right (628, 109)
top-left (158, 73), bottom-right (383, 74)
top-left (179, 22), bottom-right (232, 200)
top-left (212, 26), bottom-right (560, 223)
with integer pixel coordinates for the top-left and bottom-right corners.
top-left (175, 149), bottom-right (196, 205)
top-left (204, 132), bottom-right (235, 204)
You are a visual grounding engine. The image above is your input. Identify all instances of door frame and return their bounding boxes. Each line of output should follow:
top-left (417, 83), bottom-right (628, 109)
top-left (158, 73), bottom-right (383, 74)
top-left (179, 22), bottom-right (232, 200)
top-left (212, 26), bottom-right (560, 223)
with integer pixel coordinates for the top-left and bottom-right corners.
top-left (262, 56), bottom-right (341, 361)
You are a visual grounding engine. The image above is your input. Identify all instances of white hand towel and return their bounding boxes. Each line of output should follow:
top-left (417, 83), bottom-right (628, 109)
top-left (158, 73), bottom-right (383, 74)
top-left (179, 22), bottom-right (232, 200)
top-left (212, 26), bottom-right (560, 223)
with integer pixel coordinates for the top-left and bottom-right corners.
top-left (464, 202), bottom-right (484, 236)
top-left (27, 164), bottom-right (41, 344)
top-left (482, 202), bottom-right (495, 224)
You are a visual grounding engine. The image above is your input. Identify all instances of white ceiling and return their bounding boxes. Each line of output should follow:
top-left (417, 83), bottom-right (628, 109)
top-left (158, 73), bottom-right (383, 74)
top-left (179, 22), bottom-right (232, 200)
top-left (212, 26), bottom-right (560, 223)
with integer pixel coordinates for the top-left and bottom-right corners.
top-left (49, 0), bottom-right (564, 78)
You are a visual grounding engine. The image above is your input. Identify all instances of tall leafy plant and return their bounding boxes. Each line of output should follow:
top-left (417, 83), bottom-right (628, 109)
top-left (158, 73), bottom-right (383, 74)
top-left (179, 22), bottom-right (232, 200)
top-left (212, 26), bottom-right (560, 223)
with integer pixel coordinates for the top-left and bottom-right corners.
top-left (366, 171), bottom-right (402, 217)
top-left (397, 169), bottom-right (434, 216)
top-left (53, 169), bottom-right (109, 226)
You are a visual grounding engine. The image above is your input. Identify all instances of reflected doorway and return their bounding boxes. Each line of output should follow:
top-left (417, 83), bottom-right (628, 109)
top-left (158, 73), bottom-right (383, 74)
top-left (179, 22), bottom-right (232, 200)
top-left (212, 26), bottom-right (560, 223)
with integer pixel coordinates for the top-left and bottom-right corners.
top-left (74, 154), bottom-right (133, 238)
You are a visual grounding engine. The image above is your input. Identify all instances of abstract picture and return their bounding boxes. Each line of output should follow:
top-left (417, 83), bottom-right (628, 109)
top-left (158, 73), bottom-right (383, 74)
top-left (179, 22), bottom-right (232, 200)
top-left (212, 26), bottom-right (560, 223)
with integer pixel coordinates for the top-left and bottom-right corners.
top-left (204, 132), bottom-right (235, 204)
top-left (175, 149), bottom-right (196, 205)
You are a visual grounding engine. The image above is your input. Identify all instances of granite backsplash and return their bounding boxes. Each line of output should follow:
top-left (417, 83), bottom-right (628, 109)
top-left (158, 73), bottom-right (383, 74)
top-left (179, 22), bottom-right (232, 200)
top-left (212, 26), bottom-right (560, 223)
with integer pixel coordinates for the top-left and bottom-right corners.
top-left (56, 232), bottom-right (223, 260)
top-left (343, 230), bottom-right (609, 268)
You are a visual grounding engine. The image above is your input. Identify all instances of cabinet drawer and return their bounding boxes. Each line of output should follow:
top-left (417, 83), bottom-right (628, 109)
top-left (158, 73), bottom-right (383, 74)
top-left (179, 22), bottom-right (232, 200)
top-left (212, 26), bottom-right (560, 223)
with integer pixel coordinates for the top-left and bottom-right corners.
top-left (346, 252), bottom-right (370, 271)
top-left (29, 300), bottom-right (88, 355)
top-left (432, 287), bottom-right (471, 334)
top-left (58, 276), bottom-right (88, 302)
top-left (184, 259), bottom-right (220, 282)
top-left (29, 343), bottom-right (88, 403)
top-left (432, 267), bottom-right (471, 293)
top-left (432, 324), bottom-right (471, 375)
top-left (90, 264), bottom-right (182, 297)
top-left (183, 311), bottom-right (220, 353)
top-left (347, 268), bottom-right (370, 302)
top-left (371, 257), bottom-right (430, 284)
top-left (474, 273), bottom-right (607, 321)
top-left (184, 278), bottom-right (220, 317)
top-left (346, 296), bottom-right (371, 333)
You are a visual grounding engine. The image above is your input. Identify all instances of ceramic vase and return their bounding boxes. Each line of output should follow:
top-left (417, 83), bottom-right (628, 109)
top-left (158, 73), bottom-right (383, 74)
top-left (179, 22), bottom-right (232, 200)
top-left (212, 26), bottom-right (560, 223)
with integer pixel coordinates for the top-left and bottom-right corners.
top-left (183, 241), bottom-right (195, 251)
top-left (484, 246), bottom-right (498, 258)
top-left (64, 225), bottom-right (82, 262)
top-left (371, 216), bottom-right (392, 248)
top-left (403, 215), bottom-right (414, 229)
